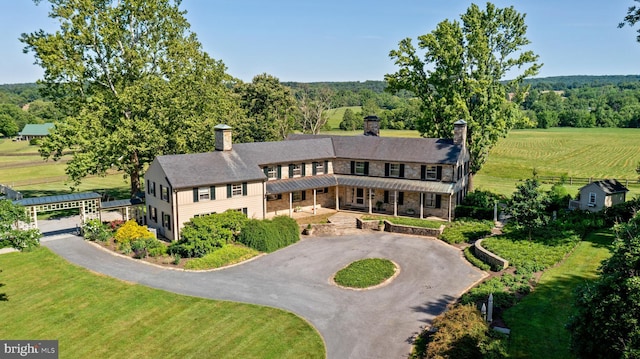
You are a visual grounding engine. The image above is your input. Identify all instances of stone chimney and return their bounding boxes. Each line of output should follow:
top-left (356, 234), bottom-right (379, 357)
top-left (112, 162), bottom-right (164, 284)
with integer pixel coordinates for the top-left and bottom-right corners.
top-left (363, 115), bottom-right (380, 136)
top-left (214, 124), bottom-right (232, 151)
top-left (453, 119), bottom-right (467, 147)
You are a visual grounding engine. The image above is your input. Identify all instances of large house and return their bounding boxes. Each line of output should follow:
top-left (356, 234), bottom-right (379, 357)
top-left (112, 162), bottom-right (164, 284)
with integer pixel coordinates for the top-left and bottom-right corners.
top-left (144, 118), bottom-right (471, 240)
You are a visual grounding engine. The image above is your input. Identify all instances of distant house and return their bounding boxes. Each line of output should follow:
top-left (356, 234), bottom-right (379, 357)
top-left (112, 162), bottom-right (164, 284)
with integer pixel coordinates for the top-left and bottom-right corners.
top-left (571, 179), bottom-right (628, 212)
top-left (17, 123), bottom-right (54, 141)
top-left (144, 119), bottom-right (471, 241)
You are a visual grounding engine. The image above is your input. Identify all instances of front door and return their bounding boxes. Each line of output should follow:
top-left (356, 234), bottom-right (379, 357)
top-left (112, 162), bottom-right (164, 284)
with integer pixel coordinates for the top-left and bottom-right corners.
top-left (353, 188), bottom-right (364, 206)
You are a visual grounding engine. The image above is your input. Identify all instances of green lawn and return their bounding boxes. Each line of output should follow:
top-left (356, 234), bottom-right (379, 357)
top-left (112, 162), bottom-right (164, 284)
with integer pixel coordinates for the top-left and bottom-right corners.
top-left (503, 230), bottom-right (614, 358)
top-left (324, 106), bottom-right (361, 129)
top-left (0, 248), bottom-right (325, 359)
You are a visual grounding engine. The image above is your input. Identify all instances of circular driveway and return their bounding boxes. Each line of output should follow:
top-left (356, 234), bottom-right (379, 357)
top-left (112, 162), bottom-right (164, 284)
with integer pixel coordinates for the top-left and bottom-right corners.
top-left (44, 232), bottom-right (486, 359)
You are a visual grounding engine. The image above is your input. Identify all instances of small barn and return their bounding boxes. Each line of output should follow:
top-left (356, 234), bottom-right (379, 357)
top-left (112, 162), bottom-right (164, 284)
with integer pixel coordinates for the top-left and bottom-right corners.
top-left (17, 123), bottom-right (54, 141)
top-left (573, 179), bottom-right (628, 212)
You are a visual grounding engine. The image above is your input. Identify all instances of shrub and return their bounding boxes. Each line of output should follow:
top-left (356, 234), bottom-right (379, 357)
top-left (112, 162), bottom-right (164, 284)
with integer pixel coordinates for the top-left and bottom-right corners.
top-left (82, 219), bottom-right (111, 242)
top-left (440, 220), bottom-right (493, 244)
top-left (425, 304), bottom-right (507, 359)
top-left (114, 220), bottom-right (154, 244)
top-left (238, 216), bottom-right (299, 253)
top-left (333, 258), bottom-right (396, 288)
top-left (168, 210), bottom-right (249, 258)
top-left (455, 189), bottom-right (504, 220)
top-left (130, 237), bottom-right (167, 258)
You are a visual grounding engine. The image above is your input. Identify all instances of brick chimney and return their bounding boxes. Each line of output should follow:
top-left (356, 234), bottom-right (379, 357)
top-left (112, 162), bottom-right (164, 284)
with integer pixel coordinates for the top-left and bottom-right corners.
top-left (363, 115), bottom-right (380, 136)
top-left (214, 124), bottom-right (232, 151)
top-left (453, 120), bottom-right (467, 147)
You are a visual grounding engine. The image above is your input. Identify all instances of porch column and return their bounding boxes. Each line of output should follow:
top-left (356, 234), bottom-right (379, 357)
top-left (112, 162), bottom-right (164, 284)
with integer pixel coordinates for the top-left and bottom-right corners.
top-left (31, 207), bottom-right (38, 229)
top-left (420, 192), bottom-right (424, 219)
top-left (368, 188), bottom-right (372, 214)
top-left (393, 190), bottom-right (398, 217)
top-left (313, 189), bottom-right (317, 215)
top-left (448, 194), bottom-right (452, 222)
top-left (289, 192), bottom-right (293, 217)
top-left (335, 185), bottom-right (340, 211)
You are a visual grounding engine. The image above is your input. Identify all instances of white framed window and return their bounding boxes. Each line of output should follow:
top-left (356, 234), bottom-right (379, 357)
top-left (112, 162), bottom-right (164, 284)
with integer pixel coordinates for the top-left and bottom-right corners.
top-left (148, 206), bottom-right (157, 222)
top-left (292, 164), bottom-right (302, 177)
top-left (232, 183), bottom-right (243, 197)
top-left (266, 166), bottom-right (278, 180)
top-left (161, 186), bottom-right (170, 202)
top-left (389, 163), bottom-right (401, 177)
top-left (424, 193), bottom-right (436, 208)
top-left (315, 162), bottom-right (325, 175)
top-left (198, 187), bottom-right (210, 201)
top-left (425, 166), bottom-right (438, 180)
top-left (292, 191), bottom-right (303, 202)
top-left (316, 187), bottom-right (328, 194)
top-left (355, 162), bottom-right (366, 175)
top-left (162, 213), bottom-right (171, 229)
top-left (588, 192), bottom-right (597, 206)
top-left (267, 194), bottom-right (281, 201)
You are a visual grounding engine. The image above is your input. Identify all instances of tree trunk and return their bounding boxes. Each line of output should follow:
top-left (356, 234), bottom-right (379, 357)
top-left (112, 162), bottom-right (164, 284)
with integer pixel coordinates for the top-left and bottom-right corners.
top-left (468, 172), bottom-right (475, 192)
top-left (129, 151), bottom-right (141, 198)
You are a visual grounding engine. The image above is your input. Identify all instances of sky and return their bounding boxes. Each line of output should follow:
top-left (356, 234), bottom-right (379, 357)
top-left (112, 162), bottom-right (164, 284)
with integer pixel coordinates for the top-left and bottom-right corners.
top-left (1, 1), bottom-right (639, 84)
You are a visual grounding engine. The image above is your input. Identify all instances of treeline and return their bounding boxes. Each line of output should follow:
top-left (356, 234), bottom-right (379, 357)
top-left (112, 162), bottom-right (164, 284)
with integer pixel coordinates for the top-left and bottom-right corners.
top-left (0, 83), bottom-right (63, 137)
top-left (2, 75), bottom-right (640, 138)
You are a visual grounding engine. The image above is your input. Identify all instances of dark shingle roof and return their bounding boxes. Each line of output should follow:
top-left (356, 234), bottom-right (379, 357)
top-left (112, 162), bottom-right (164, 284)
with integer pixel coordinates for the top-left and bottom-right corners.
top-left (591, 179), bottom-right (629, 194)
top-left (288, 134), bottom-right (465, 164)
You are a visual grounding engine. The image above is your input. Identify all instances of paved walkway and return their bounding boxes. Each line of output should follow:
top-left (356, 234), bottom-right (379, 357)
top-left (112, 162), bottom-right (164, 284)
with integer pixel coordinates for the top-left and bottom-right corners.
top-left (43, 230), bottom-right (486, 359)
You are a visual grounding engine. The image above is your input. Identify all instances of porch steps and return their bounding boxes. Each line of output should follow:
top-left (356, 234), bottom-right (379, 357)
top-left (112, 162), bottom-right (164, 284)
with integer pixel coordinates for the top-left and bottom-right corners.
top-left (328, 213), bottom-right (360, 233)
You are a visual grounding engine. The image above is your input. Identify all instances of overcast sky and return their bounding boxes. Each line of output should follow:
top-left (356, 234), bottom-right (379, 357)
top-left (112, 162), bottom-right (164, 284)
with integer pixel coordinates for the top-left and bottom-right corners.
top-left (1, 0), bottom-right (639, 84)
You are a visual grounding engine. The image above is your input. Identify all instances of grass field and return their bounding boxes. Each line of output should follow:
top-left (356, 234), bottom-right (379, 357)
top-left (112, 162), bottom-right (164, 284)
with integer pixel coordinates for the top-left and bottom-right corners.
top-left (0, 248), bottom-right (325, 359)
top-left (503, 230), bottom-right (614, 358)
top-left (3, 127), bottom-right (640, 199)
top-left (324, 106), bottom-right (361, 129)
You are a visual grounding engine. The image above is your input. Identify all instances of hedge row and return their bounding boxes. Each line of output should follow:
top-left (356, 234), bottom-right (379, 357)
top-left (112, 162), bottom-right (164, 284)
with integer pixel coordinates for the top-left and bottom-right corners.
top-left (237, 216), bottom-right (299, 253)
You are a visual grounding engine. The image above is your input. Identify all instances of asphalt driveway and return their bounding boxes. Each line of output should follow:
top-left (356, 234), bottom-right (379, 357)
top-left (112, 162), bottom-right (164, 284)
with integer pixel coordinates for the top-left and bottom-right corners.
top-left (43, 232), bottom-right (486, 359)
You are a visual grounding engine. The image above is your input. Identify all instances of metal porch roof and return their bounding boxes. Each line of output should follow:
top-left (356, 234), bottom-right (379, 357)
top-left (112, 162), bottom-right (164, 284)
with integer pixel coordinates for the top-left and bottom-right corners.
top-left (266, 174), bottom-right (338, 194)
top-left (13, 192), bottom-right (101, 206)
top-left (335, 175), bottom-right (455, 194)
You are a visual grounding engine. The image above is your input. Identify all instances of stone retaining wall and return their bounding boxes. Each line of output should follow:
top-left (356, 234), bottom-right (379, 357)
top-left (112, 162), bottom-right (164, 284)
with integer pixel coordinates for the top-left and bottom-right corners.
top-left (356, 218), bottom-right (382, 230)
top-left (474, 237), bottom-right (509, 270)
top-left (383, 220), bottom-right (444, 237)
top-left (301, 223), bottom-right (338, 236)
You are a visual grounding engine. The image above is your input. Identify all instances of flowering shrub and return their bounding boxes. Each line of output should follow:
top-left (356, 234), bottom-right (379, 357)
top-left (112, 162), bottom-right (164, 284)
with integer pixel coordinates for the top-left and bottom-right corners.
top-left (82, 219), bottom-right (111, 242)
top-left (114, 220), bottom-right (154, 244)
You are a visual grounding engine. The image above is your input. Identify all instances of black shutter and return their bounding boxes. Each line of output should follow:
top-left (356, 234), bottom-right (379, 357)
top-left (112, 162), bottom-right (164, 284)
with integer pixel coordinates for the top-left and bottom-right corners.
top-left (263, 167), bottom-right (269, 176)
top-left (147, 180), bottom-right (151, 194)
top-left (210, 186), bottom-right (216, 200)
top-left (324, 160), bottom-right (329, 174)
top-left (398, 192), bottom-right (404, 205)
top-left (364, 162), bottom-right (369, 175)
top-left (436, 194), bottom-right (442, 208)
top-left (421, 165), bottom-right (426, 180)
top-left (242, 208), bottom-right (248, 216)
top-left (437, 166), bottom-right (442, 180)
top-left (159, 184), bottom-right (163, 198)
top-left (301, 163), bottom-right (306, 176)
top-left (166, 214), bottom-right (171, 230)
top-left (289, 164), bottom-right (294, 178)
top-left (384, 163), bottom-right (390, 177)
top-left (278, 194), bottom-right (282, 200)
top-left (277, 165), bottom-right (282, 179)
top-left (242, 182), bottom-right (247, 196)
top-left (384, 191), bottom-right (389, 204)
top-left (301, 191), bottom-right (306, 201)
top-left (161, 211), bottom-right (164, 226)
top-left (312, 162), bottom-right (318, 175)
top-left (350, 161), bottom-right (355, 174)
top-left (227, 184), bottom-right (232, 198)
top-left (193, 188), bottom-right (199, 202)
top-left (399, 164), bottom-right (405, 178)
top-left (152, 182), bottom-right (156, 196)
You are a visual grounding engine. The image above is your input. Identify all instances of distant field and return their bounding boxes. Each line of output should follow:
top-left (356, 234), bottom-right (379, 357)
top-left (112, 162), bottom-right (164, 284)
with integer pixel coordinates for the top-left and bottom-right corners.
top-left (324, 106), bottom-right (361, 129)
top-left (3, 127), bottom-right (640, 199)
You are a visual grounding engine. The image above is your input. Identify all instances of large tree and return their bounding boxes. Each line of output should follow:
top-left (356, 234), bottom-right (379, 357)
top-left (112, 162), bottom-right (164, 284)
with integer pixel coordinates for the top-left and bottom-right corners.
top-left (234, 74), bottom-right (299, 142)
top-left (295, 86), bottom-right (334, 134)
top-left (568, 214), bottom-right (640, 358)
top-left (21, 0), bottom-right (243, 197)
top-left (620, 0), bottom-right (640, 41)
top-left (385, 2), bottom-right (541, 184)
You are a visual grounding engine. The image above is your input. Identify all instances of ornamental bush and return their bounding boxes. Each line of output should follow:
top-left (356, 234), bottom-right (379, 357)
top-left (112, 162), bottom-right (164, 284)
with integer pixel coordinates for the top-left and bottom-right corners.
top-left (440, 220), bottom-right (493, 244)
top-left (130, 237), bottom-right (166, 258)
top-left (114, 220), bottom-right (154, 244)
top-left (238, 216), bottom-right (299, 253)
top-left (82, 219), bottom-right (111, 242)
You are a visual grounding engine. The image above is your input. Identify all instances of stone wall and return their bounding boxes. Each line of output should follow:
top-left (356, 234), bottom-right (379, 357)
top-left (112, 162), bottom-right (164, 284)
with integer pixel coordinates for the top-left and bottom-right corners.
top-left (474, 238), bottom-right (509, 270)
top-left (356, 218), bottom-right (383, 230)
top-left (383, 220), bottom-right (444, 237)
top-left (301, 223), bottom-right (338, 236)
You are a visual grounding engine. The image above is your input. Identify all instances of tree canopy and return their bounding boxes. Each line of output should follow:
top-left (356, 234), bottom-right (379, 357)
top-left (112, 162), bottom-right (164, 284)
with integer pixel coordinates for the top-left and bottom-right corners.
top-left (620, 0), bottom-right (640, 42)
top-left (568, 214), bottom-right (640, 358)
top-left (385, 2), bottom-right (541, 176)
top-left (21, 0), bottom-right (243, 196)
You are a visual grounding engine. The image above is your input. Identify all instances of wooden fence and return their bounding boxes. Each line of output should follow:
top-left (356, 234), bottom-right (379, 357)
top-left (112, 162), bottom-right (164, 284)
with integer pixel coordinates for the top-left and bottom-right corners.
top-left (537, 176), bottom-right (640, 188)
